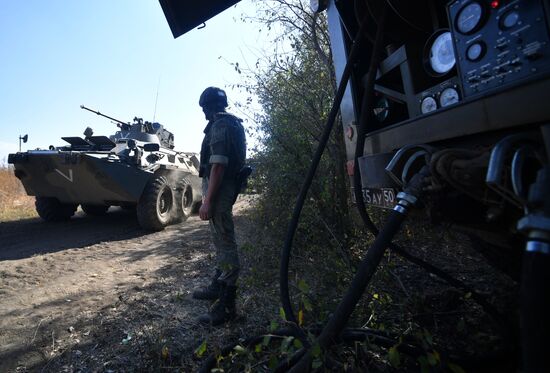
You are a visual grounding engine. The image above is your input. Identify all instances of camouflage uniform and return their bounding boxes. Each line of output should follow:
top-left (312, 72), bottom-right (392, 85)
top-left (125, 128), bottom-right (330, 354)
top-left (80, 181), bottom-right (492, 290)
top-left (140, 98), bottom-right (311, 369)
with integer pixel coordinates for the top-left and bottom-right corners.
top-left (200, 112), bottom-right (246, 286)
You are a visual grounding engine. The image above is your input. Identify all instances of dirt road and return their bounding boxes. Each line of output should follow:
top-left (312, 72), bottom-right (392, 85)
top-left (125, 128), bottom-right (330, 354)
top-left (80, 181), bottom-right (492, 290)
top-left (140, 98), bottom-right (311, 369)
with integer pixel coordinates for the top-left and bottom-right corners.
top-left (0, 199), bottom-right (258, 372)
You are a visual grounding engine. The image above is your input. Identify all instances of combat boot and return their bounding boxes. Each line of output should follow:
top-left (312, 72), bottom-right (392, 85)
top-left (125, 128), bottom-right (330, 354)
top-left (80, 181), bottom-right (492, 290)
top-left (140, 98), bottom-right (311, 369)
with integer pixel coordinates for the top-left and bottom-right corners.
top-left (198, 284), bottom-right (237, 326)
top-left (193, 269), bottom-right (222, 300)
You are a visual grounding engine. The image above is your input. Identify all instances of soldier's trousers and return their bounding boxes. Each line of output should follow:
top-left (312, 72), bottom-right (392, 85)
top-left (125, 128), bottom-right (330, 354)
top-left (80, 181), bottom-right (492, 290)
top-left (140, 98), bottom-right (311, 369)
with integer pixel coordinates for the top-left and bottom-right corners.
top-left (203, 178), bottom-right (240, 286)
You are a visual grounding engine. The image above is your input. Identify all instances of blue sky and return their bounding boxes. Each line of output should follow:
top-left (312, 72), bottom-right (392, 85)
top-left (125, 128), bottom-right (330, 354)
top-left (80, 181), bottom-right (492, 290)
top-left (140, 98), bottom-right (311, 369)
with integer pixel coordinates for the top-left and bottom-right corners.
top-left (0, 0), bottom-right (264, 163)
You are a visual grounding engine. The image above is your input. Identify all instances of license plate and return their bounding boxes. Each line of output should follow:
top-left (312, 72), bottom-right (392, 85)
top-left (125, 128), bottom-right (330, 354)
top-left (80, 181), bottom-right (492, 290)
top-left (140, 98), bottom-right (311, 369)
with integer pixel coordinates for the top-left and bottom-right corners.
top-left (362, 188), bottom-right (396, 209)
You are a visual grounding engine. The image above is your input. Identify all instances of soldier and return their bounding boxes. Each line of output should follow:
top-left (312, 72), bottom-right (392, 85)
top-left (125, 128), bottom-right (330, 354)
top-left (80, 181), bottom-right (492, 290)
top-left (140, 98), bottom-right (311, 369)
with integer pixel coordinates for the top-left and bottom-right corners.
top-left (193, 86), bottom-right (246, 326)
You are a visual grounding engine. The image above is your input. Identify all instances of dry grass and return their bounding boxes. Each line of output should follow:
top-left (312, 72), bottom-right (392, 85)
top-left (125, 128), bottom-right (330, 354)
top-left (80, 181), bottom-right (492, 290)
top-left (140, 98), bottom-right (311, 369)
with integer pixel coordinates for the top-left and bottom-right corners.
top-left (0, 166), bottom-right (37, 222)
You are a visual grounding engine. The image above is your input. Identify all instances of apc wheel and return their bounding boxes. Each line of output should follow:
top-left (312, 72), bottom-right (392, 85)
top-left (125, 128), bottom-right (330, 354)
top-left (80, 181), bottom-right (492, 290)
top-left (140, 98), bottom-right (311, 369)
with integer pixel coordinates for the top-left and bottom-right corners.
top-left (173, 180), bottom-right (194, 223)
top-left (81, 204), bottom-right (109, 216)
top-left (137, 176), bottom-right (174, 231)
top-left (35, 197), bottom-right (78, 222)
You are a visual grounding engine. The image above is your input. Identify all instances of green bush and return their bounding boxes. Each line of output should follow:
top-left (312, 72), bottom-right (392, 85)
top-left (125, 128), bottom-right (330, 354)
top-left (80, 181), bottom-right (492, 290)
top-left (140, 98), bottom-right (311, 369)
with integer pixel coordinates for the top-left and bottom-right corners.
top-left (243, 0), bottom-right (352, 248)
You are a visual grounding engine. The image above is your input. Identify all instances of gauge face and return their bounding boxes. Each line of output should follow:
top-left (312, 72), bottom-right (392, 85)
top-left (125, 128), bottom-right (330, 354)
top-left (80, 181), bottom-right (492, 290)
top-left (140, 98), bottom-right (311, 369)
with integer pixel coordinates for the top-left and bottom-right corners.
top-left (310, 0), bottom-right (327, 13)
top-left (373, 97), bottom-right (390, 122)
top-left (429, 32), bottom-right (456, 75)
top-left (420, 96), bottom-right (438, 114)
top-left (456, 2), bottom-right (484, 34)
top-left (439, 87), bottom-right (460, 107)
top-left (500, 10), bottom-right (520, 29)
top-left (466, 42), bottom-right (485, 61)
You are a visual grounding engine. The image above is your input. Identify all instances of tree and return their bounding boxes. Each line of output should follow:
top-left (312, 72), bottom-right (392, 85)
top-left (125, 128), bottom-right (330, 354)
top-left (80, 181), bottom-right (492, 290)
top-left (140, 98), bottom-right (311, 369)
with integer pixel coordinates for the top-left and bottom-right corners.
top-left (237, 0), bottom-right (352, 248)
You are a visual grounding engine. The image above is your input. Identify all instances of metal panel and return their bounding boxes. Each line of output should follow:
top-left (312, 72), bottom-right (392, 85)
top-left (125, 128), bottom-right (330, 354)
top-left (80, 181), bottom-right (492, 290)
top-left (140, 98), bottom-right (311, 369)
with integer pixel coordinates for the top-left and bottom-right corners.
top-left (364, 76), bottom-right (550, 154)
top-left (326, 0), bottom-right (358, 160)
top-left (159, 0), bottom-right (241, 38)
top-left (357, 152), bottom-right (398, 188)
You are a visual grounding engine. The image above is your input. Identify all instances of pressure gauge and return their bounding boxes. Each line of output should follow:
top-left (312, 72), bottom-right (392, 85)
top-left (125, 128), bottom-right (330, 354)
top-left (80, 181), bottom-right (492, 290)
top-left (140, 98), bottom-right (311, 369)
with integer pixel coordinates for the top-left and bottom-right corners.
top-left (500, 10), bottom-right (520, 30)
top-left (373, 97), bottom-right (390, 122)
top-left (425, 30), bottom-right (456, 76)
top-left (439, 87), bottom-right (460, 107)
top-left (456, 2), bottom-right (485, 34)
top-left (466, 42), bottom-right (486, 61)
top-left (420, 96), bottom-right (438, 114)
top-left (310, 0), bottom-right (328, 13)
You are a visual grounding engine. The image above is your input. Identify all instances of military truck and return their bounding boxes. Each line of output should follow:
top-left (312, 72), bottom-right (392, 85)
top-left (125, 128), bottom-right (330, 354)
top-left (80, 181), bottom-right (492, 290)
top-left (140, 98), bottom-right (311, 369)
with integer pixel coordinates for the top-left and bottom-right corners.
top-left (8, 105), bottom-right (202, 231)
top-left (159, 0), bottom-right (550, 371)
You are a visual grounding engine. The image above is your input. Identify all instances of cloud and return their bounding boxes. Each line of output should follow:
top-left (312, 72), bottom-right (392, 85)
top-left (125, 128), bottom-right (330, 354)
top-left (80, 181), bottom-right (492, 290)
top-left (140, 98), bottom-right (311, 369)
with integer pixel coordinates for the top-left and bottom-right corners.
top-left (0, 141), bottom-right (18, 166)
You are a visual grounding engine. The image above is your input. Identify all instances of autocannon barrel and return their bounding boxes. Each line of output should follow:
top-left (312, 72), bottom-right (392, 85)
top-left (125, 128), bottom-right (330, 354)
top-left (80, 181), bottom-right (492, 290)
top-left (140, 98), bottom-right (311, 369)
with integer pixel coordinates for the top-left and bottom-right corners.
top-left (80, 105), bottom-right (128, 127)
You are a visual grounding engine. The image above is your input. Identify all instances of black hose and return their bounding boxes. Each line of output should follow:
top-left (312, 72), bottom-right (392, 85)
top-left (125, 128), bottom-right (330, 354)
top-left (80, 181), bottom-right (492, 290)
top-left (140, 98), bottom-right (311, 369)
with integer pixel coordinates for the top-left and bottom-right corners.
top-left (279, 14), bottom-right (370, 335)
top-left (520, 165), bottom-right (550, 373)
top-left (289, 208), bottom-right (410, 372)
top-left (274, 348), bottom-right (308, 373)
top-left (340, 329), bottom-right (422, 356)
top-left (315, 210), bottom-right (406, 344)
top-left (520, 251), bottom-right (550, 373)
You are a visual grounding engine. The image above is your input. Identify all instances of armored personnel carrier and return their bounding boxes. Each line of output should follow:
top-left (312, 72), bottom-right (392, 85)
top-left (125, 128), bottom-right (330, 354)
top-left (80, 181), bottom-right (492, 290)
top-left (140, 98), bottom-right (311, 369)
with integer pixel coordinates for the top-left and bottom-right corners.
top-left (8, 105), bottom-right (202, 231)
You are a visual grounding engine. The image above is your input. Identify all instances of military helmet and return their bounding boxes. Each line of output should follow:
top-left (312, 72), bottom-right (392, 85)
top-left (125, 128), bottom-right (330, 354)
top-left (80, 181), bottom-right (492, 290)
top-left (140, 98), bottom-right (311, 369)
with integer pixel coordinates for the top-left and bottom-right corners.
top-left (199, 87), bottom-right (228, 109)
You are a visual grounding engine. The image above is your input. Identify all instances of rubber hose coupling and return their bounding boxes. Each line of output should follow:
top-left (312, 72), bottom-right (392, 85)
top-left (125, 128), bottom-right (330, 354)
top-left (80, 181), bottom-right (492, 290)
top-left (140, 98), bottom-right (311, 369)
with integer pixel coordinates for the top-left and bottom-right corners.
top-left (394, 192), bottom-right (417, 215)
top-left (394, 165), bottom-right (430, 215)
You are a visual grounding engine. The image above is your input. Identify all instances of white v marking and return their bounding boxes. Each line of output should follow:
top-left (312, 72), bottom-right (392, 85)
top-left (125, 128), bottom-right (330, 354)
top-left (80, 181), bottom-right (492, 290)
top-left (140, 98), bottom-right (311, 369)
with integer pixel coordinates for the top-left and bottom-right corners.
top-left (55, 169), bottom-right (73, 182)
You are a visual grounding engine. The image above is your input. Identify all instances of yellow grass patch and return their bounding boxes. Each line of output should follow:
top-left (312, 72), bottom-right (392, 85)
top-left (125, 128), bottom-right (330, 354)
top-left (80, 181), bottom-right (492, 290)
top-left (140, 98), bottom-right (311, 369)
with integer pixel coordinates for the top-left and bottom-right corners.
top-left (0, 167), bottom-right (37, 222)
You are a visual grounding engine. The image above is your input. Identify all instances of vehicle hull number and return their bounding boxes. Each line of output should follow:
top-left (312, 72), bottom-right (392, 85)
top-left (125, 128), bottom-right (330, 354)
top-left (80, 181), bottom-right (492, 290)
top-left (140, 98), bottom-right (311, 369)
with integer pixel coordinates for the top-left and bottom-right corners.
top-left (363, 188), bottom-right (396, 209)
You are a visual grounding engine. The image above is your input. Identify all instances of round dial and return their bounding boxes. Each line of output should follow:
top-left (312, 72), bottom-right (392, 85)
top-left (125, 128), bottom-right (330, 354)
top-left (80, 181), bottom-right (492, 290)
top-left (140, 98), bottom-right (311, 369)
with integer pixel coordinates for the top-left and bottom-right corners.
top-left (439, 87), bottom-right (460, 107)
top-left (466, 42), bottom-right (485, 61)
top-left (310, 0), bottom-right (328, 13)
top-left (420, 96), bottom-right (438, 114)
top-left (456, 2), bottom-right (484, 34)
top-left (500, 10), bottom-right (520, 30)
top-left (428, 31), bottom-right (456, 75)
top-left (373, 97), bottom-right (390, 122)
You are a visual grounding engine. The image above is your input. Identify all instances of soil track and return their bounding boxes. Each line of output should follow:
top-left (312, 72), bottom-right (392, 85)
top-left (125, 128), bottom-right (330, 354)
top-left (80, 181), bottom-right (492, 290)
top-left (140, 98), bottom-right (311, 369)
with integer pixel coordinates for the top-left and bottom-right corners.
top-left (0, 198), bottom-right (520, 372)
top-left (0, 200), bottom-right (254, 372)
top-left (0, 209), bottom-right (144, 261)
